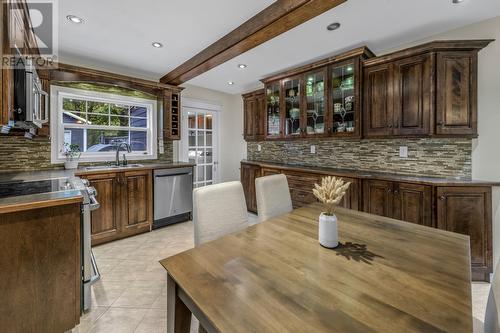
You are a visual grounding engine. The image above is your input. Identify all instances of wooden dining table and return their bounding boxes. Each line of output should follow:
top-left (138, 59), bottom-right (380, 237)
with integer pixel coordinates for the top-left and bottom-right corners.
top-left (160, 203), bottom-right (473, 333)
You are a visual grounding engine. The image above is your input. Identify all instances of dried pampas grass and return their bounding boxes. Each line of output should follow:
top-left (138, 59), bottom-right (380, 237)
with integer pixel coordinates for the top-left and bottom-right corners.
top-left (312, 176), bottom-right (351, 216)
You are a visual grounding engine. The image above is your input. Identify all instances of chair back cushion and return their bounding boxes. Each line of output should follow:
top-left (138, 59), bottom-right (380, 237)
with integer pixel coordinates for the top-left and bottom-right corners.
top-left (193, 181), bottom-right (249, 246)
top-left (485, 260), bottom-right (500, 332)
top-left (255, 174), bottom-right (293, 223)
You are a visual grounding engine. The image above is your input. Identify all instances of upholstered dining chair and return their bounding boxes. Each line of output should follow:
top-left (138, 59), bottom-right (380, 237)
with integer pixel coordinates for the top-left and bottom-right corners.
top-left (484, 261), bottom-right (500, 332)
top-left (255, 174), bottom-right (293, 223)
top-left (193, 181), bottom-right (249, 246)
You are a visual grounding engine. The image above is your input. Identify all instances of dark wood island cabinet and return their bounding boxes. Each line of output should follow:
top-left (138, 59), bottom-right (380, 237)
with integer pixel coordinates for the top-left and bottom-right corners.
top-left (0, 200), bottom-right (83, 332)
top-left (241, 160), bottom-right (497, 282)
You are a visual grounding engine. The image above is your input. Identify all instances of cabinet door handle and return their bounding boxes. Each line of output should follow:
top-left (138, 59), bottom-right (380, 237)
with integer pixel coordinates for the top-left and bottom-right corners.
top-left (387, 189), bottom-right (392, 193)
top-left (394, 190), bottom-right (399, 195)
top-left (388, 124), bottom-right (393, 128)
top-left (439, 196), bottom-right (446, 201)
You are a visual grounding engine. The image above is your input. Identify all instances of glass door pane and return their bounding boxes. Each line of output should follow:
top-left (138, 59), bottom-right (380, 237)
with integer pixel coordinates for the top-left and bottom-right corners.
top-left (332, 62), bottom-right (356, 134)
top-left (284, 78), bottom-right (301, 136)
top-left (266, 83), bottom-right (280, 136)
top-left (185, 110), bottom-right (216, 188)
top-left (305, 70), bottom-right (326, 135)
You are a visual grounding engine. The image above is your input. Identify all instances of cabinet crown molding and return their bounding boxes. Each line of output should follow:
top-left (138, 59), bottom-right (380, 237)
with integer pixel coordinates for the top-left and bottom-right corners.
top-left (260, 46), bottom-right (375, 84)
top-left (364, 39), bottom-right (494, 67)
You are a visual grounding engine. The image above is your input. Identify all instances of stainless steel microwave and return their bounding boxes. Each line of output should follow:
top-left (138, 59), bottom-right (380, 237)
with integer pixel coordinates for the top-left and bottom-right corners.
top-left (13, 52), bottom-right (49, 129)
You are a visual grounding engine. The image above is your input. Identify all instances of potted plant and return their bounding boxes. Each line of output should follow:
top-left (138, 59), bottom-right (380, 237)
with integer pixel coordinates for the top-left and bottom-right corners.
top-left (62, 143), bottom-right (81, 170)
top-left (312, 176), bottom-right (351, 248)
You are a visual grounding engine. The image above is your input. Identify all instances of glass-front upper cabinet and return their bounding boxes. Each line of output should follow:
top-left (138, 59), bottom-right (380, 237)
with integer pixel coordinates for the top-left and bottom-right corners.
top-left (331, 60), bottom-right (359, 136)
top-left (266, 82), bottom-right (281, 137)
top-left (305, 69), bottom-right (327, 136)
top-left (283, 77), bottom-right (302, 137)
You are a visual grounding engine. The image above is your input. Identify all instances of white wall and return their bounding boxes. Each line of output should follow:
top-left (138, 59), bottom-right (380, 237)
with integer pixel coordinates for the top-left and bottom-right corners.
top-left (385, 16), bottom-right (500, 268)
top-left (180, 84), bottom-right (246, 183)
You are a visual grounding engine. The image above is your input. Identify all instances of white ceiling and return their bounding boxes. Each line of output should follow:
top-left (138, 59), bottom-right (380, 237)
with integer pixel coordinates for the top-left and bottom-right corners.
top-left (57, 0), bottom-right (500, 94)
top-left (189, 0), bottom-right (500, 94)
top-left (57, 0), bottom-right (275, 80)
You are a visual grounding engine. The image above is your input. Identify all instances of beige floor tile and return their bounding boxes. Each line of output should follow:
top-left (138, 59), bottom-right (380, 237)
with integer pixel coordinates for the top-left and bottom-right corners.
top-left (91, 280), bottom-right (130, 307)
top-left (151, 288), bottom-right (167, 310)
top-left (112, 286), bottom-right (163, 308)
top-left (88, 308), bottom-right (147, 333)
top-left (134, 309), bottom-right (167, 333)
top-left (70, 307), bottom-right (109, 333)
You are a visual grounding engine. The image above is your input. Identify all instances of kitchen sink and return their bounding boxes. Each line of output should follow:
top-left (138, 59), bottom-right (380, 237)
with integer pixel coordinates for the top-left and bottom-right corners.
top-left (85, 164), bottom-right (144, 171)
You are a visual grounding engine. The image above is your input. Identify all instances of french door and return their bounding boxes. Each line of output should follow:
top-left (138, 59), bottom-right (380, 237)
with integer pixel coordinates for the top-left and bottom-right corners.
top-left (181, 106), bottom-right (219, 188)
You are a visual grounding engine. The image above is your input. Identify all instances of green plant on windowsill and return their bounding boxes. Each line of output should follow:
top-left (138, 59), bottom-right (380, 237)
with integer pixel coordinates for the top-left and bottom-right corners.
top-left (62, 143), bottom-right (81, 170)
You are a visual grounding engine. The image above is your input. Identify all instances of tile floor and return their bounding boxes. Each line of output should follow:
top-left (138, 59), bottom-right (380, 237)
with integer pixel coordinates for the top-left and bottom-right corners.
top-left (71, 220), bottom-right (491, 333)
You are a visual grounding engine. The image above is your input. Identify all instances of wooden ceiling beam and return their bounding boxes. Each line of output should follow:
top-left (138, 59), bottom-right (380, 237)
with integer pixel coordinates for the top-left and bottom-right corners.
top-left (160, 0), bottom-right (346, 85)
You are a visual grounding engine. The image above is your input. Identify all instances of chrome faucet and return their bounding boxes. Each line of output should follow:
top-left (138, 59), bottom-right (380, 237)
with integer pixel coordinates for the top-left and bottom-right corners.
top-left (115, 142), bottom-right (132, 166)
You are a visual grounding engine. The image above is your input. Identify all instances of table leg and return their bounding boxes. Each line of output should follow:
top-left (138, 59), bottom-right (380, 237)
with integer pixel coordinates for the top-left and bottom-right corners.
top-left (167, 273), bottom-right (192, 333)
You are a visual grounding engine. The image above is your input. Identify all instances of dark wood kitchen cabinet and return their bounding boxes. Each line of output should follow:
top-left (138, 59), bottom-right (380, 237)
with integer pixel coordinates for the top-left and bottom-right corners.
top-left (243, 89), bottom-right (265, 141)
top-left (120, 170), bottom-right (153, 237)
top-left (393, 54), bottom-right (433, 136)
top-left (363, 40), bottom-right (490, 138)
top-left (362, 179), bottom-right (393, 217)
top-left (241, 162), bottom-right (360, 213)
top-left (363, 179), bottom-right (432, 227)
top-left (0, 202), bottom-right (82, 332)
top-left (363, 64), bottom-right (394, 137)
top-left (392, 182), bottom-right (433, 227)
top-left (436, 52), bottom-right (477, 136)
top-left (83, 170), bottom-right (152, 245)
top-left (85, 173), bottom-right (120, 244)
top-left (436, 186), bottom-right (492, 281)
top-left (364, 54), bottom-right (433, 137)
top-left (241, 163), bottom-right (261, 213)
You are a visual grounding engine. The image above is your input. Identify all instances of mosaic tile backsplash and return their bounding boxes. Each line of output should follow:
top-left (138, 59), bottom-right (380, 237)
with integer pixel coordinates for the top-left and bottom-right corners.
top-left (247, 138), bottom-right (472, 178)
top-left (0, 135), bottom-right (173, 172)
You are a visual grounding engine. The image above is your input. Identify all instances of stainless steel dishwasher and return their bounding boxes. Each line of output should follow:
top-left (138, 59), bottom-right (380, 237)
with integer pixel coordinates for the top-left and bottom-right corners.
top-left (153, 167), bottom-right (193, 229)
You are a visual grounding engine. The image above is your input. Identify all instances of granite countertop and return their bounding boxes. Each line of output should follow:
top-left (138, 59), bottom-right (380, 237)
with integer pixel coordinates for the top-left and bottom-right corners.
top-left (0, 162), bottom-right (195, 182)
top-left (0, 162), bottom-right (195, 214)
top-left (242, 160), bottom-right (500, 186)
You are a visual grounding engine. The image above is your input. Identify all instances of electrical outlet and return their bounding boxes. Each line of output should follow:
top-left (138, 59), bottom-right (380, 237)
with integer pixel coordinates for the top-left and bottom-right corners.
top-left (257, 144), bottom-right (262, 152)
top-left (399, 146), bottom-right (408, 158)
top-left (310, 145), bottom-right (316, 154)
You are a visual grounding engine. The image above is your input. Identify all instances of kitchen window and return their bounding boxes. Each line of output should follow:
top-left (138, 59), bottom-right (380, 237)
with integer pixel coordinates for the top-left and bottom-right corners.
top-left (51, 86), bottom-right (157, 163)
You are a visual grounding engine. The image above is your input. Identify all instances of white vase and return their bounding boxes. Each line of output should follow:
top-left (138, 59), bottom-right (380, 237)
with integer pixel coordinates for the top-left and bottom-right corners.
top-left (64, 160), bottom-right (79, 170)
top-left (319, 213), bottom-right (339, 248)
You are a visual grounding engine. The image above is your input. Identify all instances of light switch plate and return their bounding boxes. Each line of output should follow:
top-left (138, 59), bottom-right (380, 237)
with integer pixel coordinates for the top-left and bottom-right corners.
top-left (399, 146), bottom-right (408, 158)
top-left (310, 145), bottom-right (316, 154)
top-left (257, 144), bottom-right (262, 152)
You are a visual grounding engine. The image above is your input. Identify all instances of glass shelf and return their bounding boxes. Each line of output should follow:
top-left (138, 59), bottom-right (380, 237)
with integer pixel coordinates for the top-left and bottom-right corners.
top-left (332, 62), bottom-right (356, 134)
top-left (305, 70), bottom-right (326, 135)
top-left (266, 82), bottom-right (280, 136)
top-left (284, 78), bottom-right (301, 136)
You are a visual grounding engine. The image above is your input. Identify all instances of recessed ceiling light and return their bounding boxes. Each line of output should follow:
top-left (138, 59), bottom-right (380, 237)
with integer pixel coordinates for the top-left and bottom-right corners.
top-left (67, 15), bottom-right (84, 24)
top-left (238, 64), bottom-right (248, 69)
top-left (452, 0), bottom-right (464, 3)
top-left (152, 42), bottom-right (163, 48)
top-left (228, 81), bottom-right (235, 85)
top-left (327, 22), bottom-right (341, 31)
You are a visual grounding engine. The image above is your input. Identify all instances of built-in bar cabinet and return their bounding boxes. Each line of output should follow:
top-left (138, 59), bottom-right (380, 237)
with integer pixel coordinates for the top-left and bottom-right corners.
top-left (243, 40), bottom-right (492, 141)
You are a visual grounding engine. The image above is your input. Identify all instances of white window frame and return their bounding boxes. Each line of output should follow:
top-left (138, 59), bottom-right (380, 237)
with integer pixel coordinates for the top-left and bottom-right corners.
top-left (50, 85), bottom-right (157, 164)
